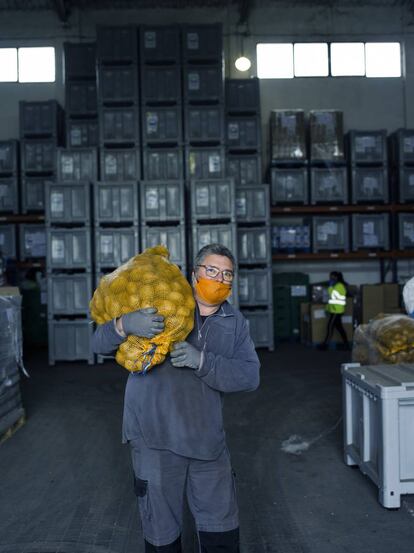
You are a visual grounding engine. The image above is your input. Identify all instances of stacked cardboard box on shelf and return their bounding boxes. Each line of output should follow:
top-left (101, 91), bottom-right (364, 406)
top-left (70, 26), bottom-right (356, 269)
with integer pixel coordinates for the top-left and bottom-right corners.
top-left (361, 283), bottom-right (401, 323)
top-left (301, 299), bottom-right (354, 344)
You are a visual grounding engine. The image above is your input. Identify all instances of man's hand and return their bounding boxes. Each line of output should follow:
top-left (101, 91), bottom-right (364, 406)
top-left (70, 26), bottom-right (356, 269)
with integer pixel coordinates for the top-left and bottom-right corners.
top-left (121, 308), bottom-right (164, 338)
top-left (170, 342), bottom-right (201, 369)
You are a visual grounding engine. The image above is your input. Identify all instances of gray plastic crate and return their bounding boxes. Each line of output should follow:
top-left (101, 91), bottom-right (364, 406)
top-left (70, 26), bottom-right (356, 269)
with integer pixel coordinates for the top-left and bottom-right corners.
top-left (351, 167), bottom-right (389, 204)
top-left (19, 100), bottom-right (63, 138)
top-left (140, 181), bottom-right (184, 222)
top-left (398, 167), bottom-right (414, 202)
top-left (66, 82), bottom-right (97, 116)
top-left (98, 65), bottom-right (138, 104)
top-left (21, 139), bottom-right (56, 174)
top-left (184, 105), bottom-right (224, 143)
top-left (192, 223), bottom-right (237, 259)
top-left (312, 216), bottom-right (350, 252)
top-left (100, 149), bottom-right (141, 182)
top-left (226, 115), bottom-right (261, 150)
top-left (271, 167), bottom-right (308, 205)
top-left (236, 184), bottom-right (270, 223)
top-left (348, 130), bottom-right (387, 164)
top-left (190, 179), bottom-right (235, 222)
top-left (57, 149), bottom-right (98, 183)
top-left (186, 147), bottom-right (225, 179)
top-left (227, 154), bottom-right (261, 186)
top-left (97, 26), bottom-right (138, 64)
top-left (99, 106), bottom-right (139, 145)
top-left (398, 213), bottom-right (414, 249)
top-left (141, 65), bottom-right (181, 105)
top-left (94, 181), bottom-right (139, 224)
top-left (141, 224), bottom-right (186, 266)
top-left (45, 182), bottom-right (91, 225)
top-left (95, 227), bottom-right (139, 268)
top-left (143, 148), bottom-right (183, 180)
top-left (19, 224), bottom-right (46, 259)
top-left (272, 223), bottom-right (311, 252)
top-left (342, 362), bottom-right (414, 508)
top-left (66, 120), bottom-right (99, 148)
top-left (352, 213), bottom-right (390, 251)
top-left (390, 129), bottom-right (414, 165)
top-left (142, 106), bottom-right (182, 144)
top-left (48, 319), bottom-right (94, 365)
top-left (270, 110), bottom-right (307, 162)
top-left (225, 78), bottom-right (260, 114)
top-left (47, 273), bottom-right (92, 316)
top-left (140, 25), bottom-right (180, 64)
top-left (239, 268), bottom-right (272, 307)
top-left (64, 42), bottom-right (96, 80)
top-left (238, 226), bottom-right (271, 265)
top-left (310, 166), bottom-right (348, 204)
top-left (47, 227), bottom-right (92, 271)
top-left (21, 177), bottom-right (52, 213)
top-left (0, 140), bottom-right (18, 174)
top-left (241, 308), bottom-right (274, 350)
top-left (184, 65), bottom-right (223, 104)
top-left (182, 24), bottom-right (223, 63)
top-left (0, 177), bottom-right (18, 214)
top-left (0, 225), bottom-right (16, 258)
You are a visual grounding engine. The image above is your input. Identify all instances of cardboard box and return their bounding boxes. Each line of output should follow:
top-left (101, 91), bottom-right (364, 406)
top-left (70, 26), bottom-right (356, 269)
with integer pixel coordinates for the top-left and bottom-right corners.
top-left (361, 284), bottom-right (400, 323)
top-left (301, 299), bottom-right (354, 344)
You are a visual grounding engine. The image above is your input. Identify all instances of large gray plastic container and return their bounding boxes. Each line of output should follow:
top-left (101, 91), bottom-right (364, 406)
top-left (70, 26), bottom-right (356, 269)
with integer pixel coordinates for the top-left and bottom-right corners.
top-left (22, 139), bottom-right (56, 174)
top-left (0, 140), bottom-right (18, 174)
top-left (239, 268), bottom-right (272, 307)
top-left (100, 149), bottom-right (141, 182)
top-left (143, 148), bottom-right (183, 180)
top-left (21, 176), bottom-right (53, 213)
top-left (183, 65), bottom-right (223, 104)
top-left (66, 120), bottom-right (99, 148)
top-left (57, 149), bottom-right (98, 183)
top-left (348, 130), bottom-right (387, 164)
top-left (312, 216), bottom-right (350, 252)
top-left (398, 213), bottom-right (414, 249)
top-left (141, 65), bottom-right (181, 105)
top-left (66, 82), bottom-right (97, 116)
top-left (390, 129), bottom-right (414, 165)
top-left (192, 223), bottom-right (237, 259)
top-left (241, 308), bottom-right (274, 350)
top-left (182, 24), bottom-right (223, 63)
top-left (342, 362), bottom-right (414, 508)
top-left (0, 177), bottom-right (18, 214)
top-left (19, 100), bottom-right (63, 138)
top-left (140, 25), bottom-right (180, 64)
top-left (96, 26), bottom-right (138, 64)
top-left (271, 167), bottom-right (308, 205)
top-left (351, 167), bottom-right (389, 204)
top-left (64, 42), bottom-right (96, 80)
top-left (94, 182), bottom-right (139, 224)
top-left (238, 226), bottom-right (271, 265)
top-left (226, 115), bottom-right (261, 150)
top-left (398, 167), bottom-right (414, 203)
top-left (47, 227), bottom-right (92, 271)
top-left (95, 227), bottom-right (139, 268)
top-left (19, 224), bottom-right (46, 259)
top-left (141, 224), bottom-right (186, 266)
top-left (45, 182), bottom-right (91, 225)
top-left (186, 147), bottom-right (225, 179)
top-left (236, 184), bottom-right (270, 223)
top-left (142, 106), bottom-right (182, 144)
top-left (191, 179), bottom-right (235, 222)
top-left (227, 154), bottom-right (261, 186)
top-left (98, 65), bottom-right (138, 105)
top-left (0, 225), bottom-right (16, 258)
top-left (184, 105), bottom-right (224, 144)
top-left (140, 181), bottom-right (184, 223)
top-left (310, 166), bottom-right (348, 204)
top-left (48, 319), bottom-right (94, 365)
top-left (47, 273), bottom-right (92, 316)
top-left (351, 214), bottom-right (390, 251)
top-left (225, 78), bottom-right (260, 114)
top-left (99, 106), bottom-right (139, 145)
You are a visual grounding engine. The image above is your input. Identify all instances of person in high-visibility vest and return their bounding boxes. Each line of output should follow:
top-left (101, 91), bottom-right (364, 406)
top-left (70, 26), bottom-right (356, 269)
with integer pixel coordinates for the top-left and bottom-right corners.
top-left (319, 271), bottom-right (350, 350)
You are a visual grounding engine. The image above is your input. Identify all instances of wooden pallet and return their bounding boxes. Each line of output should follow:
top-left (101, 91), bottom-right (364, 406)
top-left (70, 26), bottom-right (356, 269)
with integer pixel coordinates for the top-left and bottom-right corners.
top-left (0, 413), bottom-right (26, 445)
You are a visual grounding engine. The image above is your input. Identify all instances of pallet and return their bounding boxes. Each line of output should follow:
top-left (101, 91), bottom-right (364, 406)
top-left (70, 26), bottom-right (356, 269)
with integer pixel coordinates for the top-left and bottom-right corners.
top-left (0, 411), bottom-right (26, 445)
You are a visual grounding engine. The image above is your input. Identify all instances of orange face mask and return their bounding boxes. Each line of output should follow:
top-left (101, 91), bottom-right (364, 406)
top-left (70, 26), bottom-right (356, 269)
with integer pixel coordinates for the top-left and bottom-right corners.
top-left (194, 277), bottom-right (232, 305)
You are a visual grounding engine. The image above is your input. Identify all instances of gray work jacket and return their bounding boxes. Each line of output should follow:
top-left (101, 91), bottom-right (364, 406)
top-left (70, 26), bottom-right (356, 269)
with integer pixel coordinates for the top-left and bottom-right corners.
top-left (92, 301), bottom-right (260, 460)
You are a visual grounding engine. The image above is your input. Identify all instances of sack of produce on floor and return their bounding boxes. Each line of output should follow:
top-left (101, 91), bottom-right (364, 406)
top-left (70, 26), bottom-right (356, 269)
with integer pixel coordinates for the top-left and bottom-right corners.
top-left (352, 313), bottom-right (414, 365)
top-left (90, 245), bottom-right (195, 373)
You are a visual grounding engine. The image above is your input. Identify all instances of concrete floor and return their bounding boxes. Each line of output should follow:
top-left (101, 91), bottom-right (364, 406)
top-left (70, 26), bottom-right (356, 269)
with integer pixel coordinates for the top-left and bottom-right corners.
top-left (1, 344), bottom-right (414, 553)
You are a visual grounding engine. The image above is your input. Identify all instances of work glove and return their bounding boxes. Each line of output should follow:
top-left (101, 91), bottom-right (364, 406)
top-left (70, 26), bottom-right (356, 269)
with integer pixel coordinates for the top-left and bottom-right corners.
top-left (122, 308), bottom-right (164, 339)
top-left (170, 341), bottom-right (201, 369)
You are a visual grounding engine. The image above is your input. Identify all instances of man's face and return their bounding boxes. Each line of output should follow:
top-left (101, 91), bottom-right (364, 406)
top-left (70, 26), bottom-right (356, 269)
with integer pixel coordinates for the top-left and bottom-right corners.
top-left (194, 254), bottom-right (234, 285)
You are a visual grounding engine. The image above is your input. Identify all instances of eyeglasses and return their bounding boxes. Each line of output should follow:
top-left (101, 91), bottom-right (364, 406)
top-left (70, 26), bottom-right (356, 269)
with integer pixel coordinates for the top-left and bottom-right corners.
top-left (196, 264), bottom-right (234, 283)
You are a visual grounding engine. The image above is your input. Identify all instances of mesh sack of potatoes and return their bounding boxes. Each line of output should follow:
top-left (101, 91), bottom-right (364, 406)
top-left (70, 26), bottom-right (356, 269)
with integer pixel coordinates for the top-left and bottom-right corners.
top-left (90, 245), bottom-right (195, 373)
top-left (352, 314), bottom-right (414, 365)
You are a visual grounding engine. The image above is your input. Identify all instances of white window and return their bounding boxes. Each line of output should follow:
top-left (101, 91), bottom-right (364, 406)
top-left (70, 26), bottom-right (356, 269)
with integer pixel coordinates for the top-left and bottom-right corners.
top-left (256, 43), bottom-right (294, 79)
top-left (330, 42), bottom-right (365, 76)
top-left (18, 47), bottom-right (55, 83)
top-left (365, 42), bottom-right (401, 78)
top-left (0, 48), bottom-right (18, 82)
top-left (294, 43), bottom-right (329, 77)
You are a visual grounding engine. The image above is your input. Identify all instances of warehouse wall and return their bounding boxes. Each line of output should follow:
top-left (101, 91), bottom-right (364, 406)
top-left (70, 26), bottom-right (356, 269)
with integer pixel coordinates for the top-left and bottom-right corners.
top-left (1, 1), bottom-right (414, 284)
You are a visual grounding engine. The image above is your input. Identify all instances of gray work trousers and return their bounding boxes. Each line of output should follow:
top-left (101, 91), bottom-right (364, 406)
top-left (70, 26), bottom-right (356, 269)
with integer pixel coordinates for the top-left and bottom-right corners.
top-left (128, 434), bottom-right (239, 547)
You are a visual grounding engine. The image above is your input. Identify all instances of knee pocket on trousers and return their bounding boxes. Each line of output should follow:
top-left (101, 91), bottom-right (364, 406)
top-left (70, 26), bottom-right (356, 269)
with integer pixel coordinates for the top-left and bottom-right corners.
top-left (134, 476), bottom-right (152, 520)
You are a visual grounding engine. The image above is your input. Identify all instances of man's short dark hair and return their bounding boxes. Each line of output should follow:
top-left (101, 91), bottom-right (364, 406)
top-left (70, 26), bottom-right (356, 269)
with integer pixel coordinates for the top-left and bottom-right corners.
top-left (194, 244), bottom-right (236, 269)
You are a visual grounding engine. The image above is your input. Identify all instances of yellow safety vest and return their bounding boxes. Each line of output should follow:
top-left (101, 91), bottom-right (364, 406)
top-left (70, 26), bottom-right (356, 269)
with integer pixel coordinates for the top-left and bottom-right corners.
top-left (327, 282), bottom-right (347, 314)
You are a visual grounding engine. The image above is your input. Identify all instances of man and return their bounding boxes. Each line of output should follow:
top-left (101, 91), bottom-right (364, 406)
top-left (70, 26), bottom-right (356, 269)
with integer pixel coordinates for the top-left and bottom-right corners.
top-left (92, 243), bottom-right (260, 553)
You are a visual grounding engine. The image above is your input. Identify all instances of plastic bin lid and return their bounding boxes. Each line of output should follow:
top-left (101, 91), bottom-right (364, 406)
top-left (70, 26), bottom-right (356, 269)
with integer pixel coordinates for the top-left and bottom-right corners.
top-left (342, 363), bottom-right (414, 398)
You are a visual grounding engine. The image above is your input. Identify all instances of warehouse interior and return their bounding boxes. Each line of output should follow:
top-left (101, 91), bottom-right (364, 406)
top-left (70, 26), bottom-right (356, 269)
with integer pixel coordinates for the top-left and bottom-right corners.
top-left (2, 1), bottom-right (414, 552)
